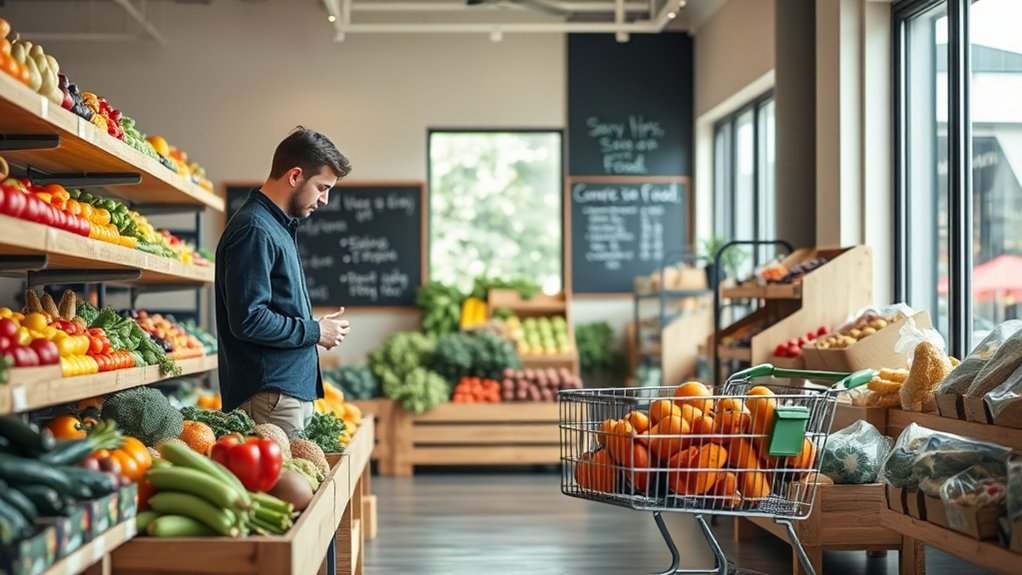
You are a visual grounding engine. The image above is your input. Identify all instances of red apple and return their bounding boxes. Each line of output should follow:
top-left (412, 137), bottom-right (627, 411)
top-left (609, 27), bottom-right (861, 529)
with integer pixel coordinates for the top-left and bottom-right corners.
top-left (817, 326), bottom-right (830, 336)
top-left (0, 319), bottom-right (17, 339)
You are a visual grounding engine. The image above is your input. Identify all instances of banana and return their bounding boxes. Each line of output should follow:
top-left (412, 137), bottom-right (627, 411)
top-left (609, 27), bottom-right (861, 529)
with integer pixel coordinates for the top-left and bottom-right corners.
top-left (159, 444), bottom-right (251, 507)
top-left (147, 515), bottom-right (218, 538)
top-left (135, 510), bottom-right (161, 533)
top-left (146, 467), bottom-right (246, 510)
top-left (148, 492), bottom-right (239, 537)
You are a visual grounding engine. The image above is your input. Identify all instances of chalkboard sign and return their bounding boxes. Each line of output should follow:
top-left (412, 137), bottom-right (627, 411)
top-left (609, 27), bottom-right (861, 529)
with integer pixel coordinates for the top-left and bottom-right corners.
top-left (567, 33), bottom-right (693, 177)
top-left (224, 182), bottom-right (425, 308)
top-left (567, 177), bottom-right (688, 294)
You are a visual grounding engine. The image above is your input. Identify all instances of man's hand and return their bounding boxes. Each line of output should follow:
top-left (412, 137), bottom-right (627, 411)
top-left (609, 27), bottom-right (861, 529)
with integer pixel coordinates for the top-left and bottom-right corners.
top-left (317, 307), bottom-right (351, 350)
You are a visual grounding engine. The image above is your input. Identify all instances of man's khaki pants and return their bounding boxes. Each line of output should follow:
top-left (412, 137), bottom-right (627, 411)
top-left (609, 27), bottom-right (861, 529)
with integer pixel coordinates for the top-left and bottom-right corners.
top-left (238, 390), bottom-right (313, 439)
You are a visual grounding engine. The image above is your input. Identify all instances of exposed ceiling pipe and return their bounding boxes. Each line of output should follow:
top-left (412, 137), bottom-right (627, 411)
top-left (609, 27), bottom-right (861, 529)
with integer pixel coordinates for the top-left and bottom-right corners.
top-left (110, 0), bottom-right (168, 46)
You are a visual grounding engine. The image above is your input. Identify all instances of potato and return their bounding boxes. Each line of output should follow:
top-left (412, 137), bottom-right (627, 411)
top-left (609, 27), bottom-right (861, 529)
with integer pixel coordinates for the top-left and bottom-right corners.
top-left (516, 388), bottom-right (529, 401)
top-left (541, 389), bottom-right (554, 402)
top-left (503, 368), bottom-right (516, 379)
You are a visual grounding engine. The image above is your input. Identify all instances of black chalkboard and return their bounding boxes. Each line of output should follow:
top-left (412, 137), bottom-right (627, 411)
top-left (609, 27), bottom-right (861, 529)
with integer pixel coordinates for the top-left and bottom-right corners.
top-left (567, 33), bottom-right (693, 177)
top-left (224, 182), bottom-right (425, 308)
top-left (567, 177), bottom-right (688, 294)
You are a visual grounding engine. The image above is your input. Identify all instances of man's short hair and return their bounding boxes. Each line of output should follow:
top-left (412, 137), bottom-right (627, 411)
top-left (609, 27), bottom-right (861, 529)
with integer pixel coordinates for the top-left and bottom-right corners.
top-left (270, 126), bottom-right (351, 180)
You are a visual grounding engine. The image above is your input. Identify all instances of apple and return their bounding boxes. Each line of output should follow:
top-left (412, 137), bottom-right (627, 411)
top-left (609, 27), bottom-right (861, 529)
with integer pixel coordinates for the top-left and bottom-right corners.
top-left (806, 331), bottom-right (817, 341)
top-left (1, 177), bottom-right (27, 193)
top-left (0, 318), bottom-right (17, 340)
top-left (2, 188), bottom-right (26, 219)
top-left (0, 187), bottom-right (5, 214)
top-left (11, 345), bottom-right (39, 367)
top-left (817, 326), bottom-right (830, 337)
top-left (29, 339), bottom-right (59, 365)
top-left (0, 336), bottom-right (10, 353)
top-left (774, 344), bottom-right (788, 357)
top-left (787, 344), bottom-right (801, 357)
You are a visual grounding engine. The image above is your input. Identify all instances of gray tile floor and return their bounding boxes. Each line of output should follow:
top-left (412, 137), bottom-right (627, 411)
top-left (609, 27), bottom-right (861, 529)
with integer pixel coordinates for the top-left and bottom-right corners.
top-left (363, 472), bottom-right (994, 575)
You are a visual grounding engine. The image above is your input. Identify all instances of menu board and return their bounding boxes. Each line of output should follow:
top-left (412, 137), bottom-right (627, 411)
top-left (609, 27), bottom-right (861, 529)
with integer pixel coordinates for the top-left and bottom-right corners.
top-left (225, 182), bottom-right (425, 308)
top-left (567, 177), bottom-right (688, 294)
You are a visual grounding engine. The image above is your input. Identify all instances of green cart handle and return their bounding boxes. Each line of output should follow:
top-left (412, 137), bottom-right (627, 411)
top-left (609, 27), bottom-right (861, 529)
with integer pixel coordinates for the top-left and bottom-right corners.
top-left (729, 363), bottom-right (875, 390)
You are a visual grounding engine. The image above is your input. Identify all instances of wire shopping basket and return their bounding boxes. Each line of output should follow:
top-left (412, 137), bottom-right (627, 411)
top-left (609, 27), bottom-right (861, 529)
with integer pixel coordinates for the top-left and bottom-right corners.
top-left (558, 364), bottom-right (874, 575)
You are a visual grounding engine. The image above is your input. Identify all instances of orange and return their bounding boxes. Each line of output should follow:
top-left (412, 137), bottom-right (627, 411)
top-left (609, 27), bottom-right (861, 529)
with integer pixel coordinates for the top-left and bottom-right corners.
top-left (741, 471), bottom-right (771, 499)
top-left (785, 437), bottom-right (817, 471)
top-left (711, 472), bottom-right (741, 508)
top-left (624, 411), bottom-right (650, 435)
top-left (46, 416), bottom-right (86, 440)
top-left (678, 404), bottom-right (704, 425)
top-left (596, 418), bottom-right (617, 448)
top-left (179, 421), bottom-right (217, 455)
top-left (725, 438), bottom-right (762, 472)
top-left (607, 420), bottom-right (635, 464)
top-left (575, 449), bottom-right (617, 493)
top-left (747, 386), bottom-right (777, 435)
top-left (715, 397), bottom-right (746, 414)
top-left (649, 399), bottom-right (682, 425)
top-left (649, 415), bottom-right (688, 461)
top-left (713, 408), bottom-right (751, 435)
top-left (668, 443), bottom-right (728, 495)
top-left (673, 381), bottom-right (714, 413)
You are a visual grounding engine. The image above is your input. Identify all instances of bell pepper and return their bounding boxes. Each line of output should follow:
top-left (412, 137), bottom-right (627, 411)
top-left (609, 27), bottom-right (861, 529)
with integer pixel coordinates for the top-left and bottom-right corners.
top-left (210, 435), bottom-right (282, 493)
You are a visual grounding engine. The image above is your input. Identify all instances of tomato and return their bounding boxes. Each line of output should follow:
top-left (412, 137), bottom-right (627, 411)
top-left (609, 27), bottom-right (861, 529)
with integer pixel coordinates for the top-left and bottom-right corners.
top-left (29, 339), bottom-right (59, 365)
top-left (89, 335), bottom-right (103, 355)
top-left (22, 312), bottom-right (49, 332)
top-left (11, 345), bottom-right (39, 367)
top-left (0, 318), bottom-right (17, 339)
top-left (47, 415), bottom-right (86, 440)
top-left (93, 354), bottom-right (109, 372)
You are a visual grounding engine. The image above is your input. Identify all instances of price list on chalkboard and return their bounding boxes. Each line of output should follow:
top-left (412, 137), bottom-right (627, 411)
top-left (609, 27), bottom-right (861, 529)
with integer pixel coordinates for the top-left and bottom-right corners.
top-left (569, 178), bottom-right (687, 294)
top-left (225, 183), bottom-right (424, 307)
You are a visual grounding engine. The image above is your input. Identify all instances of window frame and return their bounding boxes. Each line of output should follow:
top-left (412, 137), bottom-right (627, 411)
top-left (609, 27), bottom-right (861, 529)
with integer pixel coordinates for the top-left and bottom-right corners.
top-left (425, 128), bottom-right (566, 291)
top-left (893, 0), bottom-right (973, 357)
top-left (711, 91), bottom-right (775, 263)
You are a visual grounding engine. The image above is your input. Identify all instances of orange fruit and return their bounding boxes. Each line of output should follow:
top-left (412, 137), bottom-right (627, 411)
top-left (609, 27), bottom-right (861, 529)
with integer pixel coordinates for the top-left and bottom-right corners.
top-left (747, 386), bottom-right (777, 435)
top-left (741, 471), bottom-right (771, 499)
top-left (785, 437), bottom-right (817, 471)
top-left (575, 449), bottom-right (617, 493)
top-left (624, 411), bottom-right (650, 435)
top-left (673, 381), bottom-right (714, 413)
top-left (678, 404), bottom-right (704, 425)
top-left (46, 415), bottom-right (86, 440)
top-left (711, 472), bottom-right (741, 508)
top-left (649, 400), bottom-right (682, 425)
top-left (607, 420), bottom-right (635, 464)
top-left (668, 443), bottom-right (728, 495)
top-left (597, 418), bottom-right (617, 448)
top-left (179, 421), bottom-right (217, 455)
top-left (725, 438), bottom-right (762, 471)
top-left (648, 415), bottom-right (688, 461)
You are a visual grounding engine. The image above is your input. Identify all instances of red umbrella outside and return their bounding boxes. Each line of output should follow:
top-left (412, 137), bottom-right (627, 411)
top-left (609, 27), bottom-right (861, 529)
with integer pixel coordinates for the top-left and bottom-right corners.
top-left (937, 254), bottom-right (1022, 300)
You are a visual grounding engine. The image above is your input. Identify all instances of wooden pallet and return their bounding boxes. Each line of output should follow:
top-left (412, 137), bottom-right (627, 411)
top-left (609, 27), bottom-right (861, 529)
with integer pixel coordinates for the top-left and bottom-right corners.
top-left (735, 483), bottom-right (903, 575)
top-left (389, 402), bottom-right (560, 476)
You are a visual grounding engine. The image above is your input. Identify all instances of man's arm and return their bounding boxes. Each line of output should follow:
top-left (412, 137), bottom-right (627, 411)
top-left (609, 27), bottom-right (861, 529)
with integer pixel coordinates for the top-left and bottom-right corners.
top-left (221, 228), bottom-right (320, 349)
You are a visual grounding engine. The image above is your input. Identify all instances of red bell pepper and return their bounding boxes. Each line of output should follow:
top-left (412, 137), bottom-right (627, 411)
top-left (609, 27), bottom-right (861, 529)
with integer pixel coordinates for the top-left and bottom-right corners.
top-left (210, 435), bottom-right (282, 493)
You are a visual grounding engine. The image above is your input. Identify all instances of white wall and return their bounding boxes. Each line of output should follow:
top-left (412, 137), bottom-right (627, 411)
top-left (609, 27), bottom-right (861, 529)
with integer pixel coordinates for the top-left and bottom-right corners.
top-left (2, 0), bottom-right (572, 362)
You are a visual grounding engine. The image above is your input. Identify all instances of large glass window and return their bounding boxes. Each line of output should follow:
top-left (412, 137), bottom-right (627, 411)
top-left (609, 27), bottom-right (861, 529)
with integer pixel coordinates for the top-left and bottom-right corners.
top-left (428, 131), bottom-right (563, 293)
top-left (896, 0), bottom-right (1022, 355)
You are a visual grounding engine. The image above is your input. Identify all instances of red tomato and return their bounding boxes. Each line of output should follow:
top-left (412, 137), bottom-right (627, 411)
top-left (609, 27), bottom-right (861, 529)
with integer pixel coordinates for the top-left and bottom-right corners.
top-left (29, 339), bottom-right (59, 365)
top-left (0, 318), bottom-right (17, 339)
top-left (89, 335), bottom-right (104, 355)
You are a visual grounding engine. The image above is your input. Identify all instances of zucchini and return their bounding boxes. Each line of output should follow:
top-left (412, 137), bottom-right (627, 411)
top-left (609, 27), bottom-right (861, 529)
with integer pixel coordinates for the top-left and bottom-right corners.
top-left (0, 481), bottom-right (37, 522)
top-left (0, 416), bottom-right (55, 455)
top-left (14, 485), bottom-right (65, 516)
top-left (56, 466), bottom-right (117, 496)
top-left (0, 495), bottom-right (31, 540)
top-left (39, 438), bottom-right (95, 467)
top-left (0, 452), bottom-right (76, 496)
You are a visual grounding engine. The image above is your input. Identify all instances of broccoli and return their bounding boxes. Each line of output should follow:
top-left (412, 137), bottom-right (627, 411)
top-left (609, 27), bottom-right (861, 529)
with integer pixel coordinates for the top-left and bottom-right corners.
top-left (431, 334), bottom-right (475, 385)
top-left (102, 387), bottom-right (184, 446)
top-left (179, 406), bottom-right (255, 438)
top-left (383, 367), bottom-right (450, 414)
top-left (322, 365), bottom-right (380, 400)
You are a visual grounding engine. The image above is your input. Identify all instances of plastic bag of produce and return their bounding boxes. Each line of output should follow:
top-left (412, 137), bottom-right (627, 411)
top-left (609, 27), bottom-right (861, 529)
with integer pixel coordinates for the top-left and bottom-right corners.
top-left (819, 420), bottom-right (892, 484)
top-left (939, 321), bottom-right (1022, 395)
top-left (1007, 457), bottom-right (1022, 522)
top-left (878, 423), bottom-right (1010, 491)
top-left (878, 423), bottom-right (938, 487)
top-left (987, 364), bottom-right (1022, 421)
top-left (836, 303), bottom-right (915, 336)
top-left (940, 461), bottom-right (1007, 535)
top-left (966, 329), bottom-right (1022, 398)
top-left (896, 317), bottom-right (953, 412)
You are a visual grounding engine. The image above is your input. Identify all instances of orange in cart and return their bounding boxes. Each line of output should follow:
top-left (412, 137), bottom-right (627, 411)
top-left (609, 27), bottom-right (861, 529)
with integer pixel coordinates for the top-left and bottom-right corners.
top-left (785, 437), bottom-right (817, 471)
top-left (649, 415), bottom-right (688, 461)
top-left (649, 399), bottom-right (681, 425)
top-left (624, 410), bottom-right (650, 435)
top-left (574, 449), bottom-right (617, 493)
top-left (725, 438), bottom-right (763, 471)
top-left (668, 443), bottom-right (727, 495)
top-left (673, 381), bottom-right (714, 413)
top-left (711, 472), bottom-right (741, 508)
top-left (740, 470), bottom-right (771, 499)
top-left (747, 386), bottom-right (777, 435)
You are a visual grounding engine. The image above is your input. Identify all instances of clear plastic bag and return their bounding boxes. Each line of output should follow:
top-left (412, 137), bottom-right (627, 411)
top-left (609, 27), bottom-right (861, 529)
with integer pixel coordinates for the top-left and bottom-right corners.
top-left (939, 320), bottom-right (1022, 395)
top-left (836, 303), bottom-right (915, 336)
top-left (966, 329), bottom-right (1022, 398)
top-left (988, 364), bottom-right (1022, 420)
top-left (819, 420), bottom-right (893, 484)
top-left (878, 423), bottom-right (1010, 492)
top-left (1007, 457), bottom-right (1022, 522)
top-left (878, 423), bottom-right (938, 487)
top-left (940, 461), bottom-right (1007, 534)
top-left (897, 316), bottom-right (953, 412)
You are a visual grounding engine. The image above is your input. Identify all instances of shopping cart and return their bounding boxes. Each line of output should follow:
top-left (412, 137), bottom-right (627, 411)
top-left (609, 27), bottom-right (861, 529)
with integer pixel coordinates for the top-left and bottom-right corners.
top-left (558, 364), bottom-right (874, 575)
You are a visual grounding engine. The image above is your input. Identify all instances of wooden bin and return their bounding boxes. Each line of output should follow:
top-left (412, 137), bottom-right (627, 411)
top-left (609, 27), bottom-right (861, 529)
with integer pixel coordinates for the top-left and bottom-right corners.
top-left (488, 288), bottom-right (580, 375)
top-left (736, 483), bottom-right (902, 575)
top-left (350, 399), bottom-right (394, 475)
top-left (389, 402), bottom-right (560, 476)
top-left (802, 311), bottom-right (932, 373)
top-left (112, 421), bottom-right (376, 575)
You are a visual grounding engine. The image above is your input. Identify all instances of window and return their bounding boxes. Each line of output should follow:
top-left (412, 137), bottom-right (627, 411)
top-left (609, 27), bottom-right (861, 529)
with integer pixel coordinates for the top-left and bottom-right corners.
top-left (712, 93), bottom-right (776, 268)
top-left (428, 131), bottom-right (563, 294)
top-left (896, 0), bottom-right (1022, 356)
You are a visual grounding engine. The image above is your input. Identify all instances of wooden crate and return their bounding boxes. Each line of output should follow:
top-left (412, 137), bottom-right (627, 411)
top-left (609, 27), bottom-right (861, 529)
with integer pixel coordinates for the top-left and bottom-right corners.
top-left (112, 420), bottom-right (375, 575)
top-left (736, 483), bottom-right (902, 575)
top-left (803, 311), bottom-right (931, 373)
top-left (350, 399), bottom-right (395, 475)
top-left (488, 288), bottom-right (580, 375)
top-left (389, 402), bottom-right (560, 476)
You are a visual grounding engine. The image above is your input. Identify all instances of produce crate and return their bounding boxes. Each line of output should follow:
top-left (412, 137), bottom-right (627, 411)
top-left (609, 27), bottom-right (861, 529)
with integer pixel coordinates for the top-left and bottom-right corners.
top-left (487, 289), bottom-right (580, 375)
top-left (735, 483), bottom-right (902, 575)
top-left (802, 310), bottom-right (932, 373)
top-left (350, 399), bottom-right (395, 475)
top-left (112, 420), bottom-right (376, 575)
top-left (389, 402), bottom-right (560, 476)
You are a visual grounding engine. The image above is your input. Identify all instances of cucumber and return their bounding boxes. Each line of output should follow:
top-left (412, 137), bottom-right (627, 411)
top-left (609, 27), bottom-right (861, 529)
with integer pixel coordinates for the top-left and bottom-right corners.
top-left (135, 511), bottom-right (161, 533)
top-left (0, 496), bottom-right (30, 540)
top-left (0, 416), bottom-right (55, 455)
top-left (14, 485), bottom-right (65, 516)
top-left (0, 453), bottom-right (75, 496)
top-left (148, 492), bottom-right (238, 537)
top-left (146, 467), bottom-right (244, 510)
top-left (0, 481), bottom-right (38, 523)
top-left (56, 466), bottom-right (118, 496)
top-left (160, 444), bottom-right (251, 506)
top-left (39, 438), bottom-right (95, 467)
top-left (147, 515), bottom-right (217, 538)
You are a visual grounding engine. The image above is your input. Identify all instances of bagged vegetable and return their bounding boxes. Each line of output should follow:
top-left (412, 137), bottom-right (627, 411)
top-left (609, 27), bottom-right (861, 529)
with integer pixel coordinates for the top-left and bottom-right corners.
top-left (896, 317), bottom-right (953, 412)
top-left (939, 320), bottom-right (1022, 395)
top-left (966, 328), bottom-right (1022, 398)
top-left (819, 420), bottom-right (892, 484)
top-left (878, 423), bottom-right (1010, 491)
top-left (878, 423), bottom-right (939, 487)
top-left (940, 461), bottom-right (1007, 536)
top-left (986, 363), bottom-right (1022, 420)
top-left (1008, 457), bottom-right (1022, 522)
top-left (837, 303), bottom-right (914, 334)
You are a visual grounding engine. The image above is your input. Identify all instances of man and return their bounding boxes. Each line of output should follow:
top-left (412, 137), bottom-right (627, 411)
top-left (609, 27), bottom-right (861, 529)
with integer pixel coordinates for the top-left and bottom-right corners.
top-left (215, 127), bottom-right (352, 438)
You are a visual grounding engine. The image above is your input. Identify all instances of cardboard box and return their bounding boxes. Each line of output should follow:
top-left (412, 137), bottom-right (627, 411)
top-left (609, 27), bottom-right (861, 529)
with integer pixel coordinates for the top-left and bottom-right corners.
top-left (81, 492), bottom-right (119, 541)
top-left (905, 488), bottom-right (926, 521)
top-left (886, 485), bottom-right (907, 514)
top-left (0, 526), bottom-right (58, 575)
top-left (117, 483), bottom-right (138, 523)
top-left (946, 501), bottom-right (1001, 540)
top-left (962, 395), bottom-right (993, 424)
top-left (924, 494), bottom-right (949, 528)
top-left (804, 311), bottom-right (931, 373)
top-left (37, 505), bottom-right (87, 558)
top-left (770, 355), bottom-right (805, 370)
top-left (935, 393), bottom-right (964, 419)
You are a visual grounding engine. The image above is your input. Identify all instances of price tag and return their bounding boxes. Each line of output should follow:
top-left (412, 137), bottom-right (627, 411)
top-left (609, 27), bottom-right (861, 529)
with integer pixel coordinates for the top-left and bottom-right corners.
top-left (11, 386), bottom-right (27, 412)
top-left (39, 97), bottom-right (48, 118)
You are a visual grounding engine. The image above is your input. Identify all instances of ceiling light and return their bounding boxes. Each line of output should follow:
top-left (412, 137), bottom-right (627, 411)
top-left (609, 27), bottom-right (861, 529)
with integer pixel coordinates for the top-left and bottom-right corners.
top-left (328, 15), bottom-right (337, 22)
top-left (667, 12), bottom-right (676, 19)
top-left (679, 0), bottom-right (687, 7)
top-left (490, 29), bottom-right (503, 42)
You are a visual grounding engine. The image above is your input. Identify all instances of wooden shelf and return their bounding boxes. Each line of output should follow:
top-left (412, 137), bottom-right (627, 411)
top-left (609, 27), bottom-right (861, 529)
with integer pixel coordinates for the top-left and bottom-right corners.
top-left (0, 355), bottom-right (217, 415)
top-left (43, 520), bottom-right (137, 575)
top-left (886, 409), bottom-right (1022, 453)
top-left (718, 345), bottom-right (752, 362)
top-left (879, 509), bottom-right (1018, 575)
top-left (722, 283), bottom-right (802, 300)
top-left (0, 214), bottom-right (214, 285)
top-left (0, 73), bottom-right (223, 212)
top-left (635, 289), bottom-right (711, 299)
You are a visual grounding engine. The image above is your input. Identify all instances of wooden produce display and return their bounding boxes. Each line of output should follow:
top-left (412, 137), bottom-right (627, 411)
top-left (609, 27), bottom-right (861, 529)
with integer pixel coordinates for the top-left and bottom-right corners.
top-left (487, 288), bottom-right (579, 375)
top-left (350, 399), bottom-right (395, 476)
top-left (112, 420), bottom-right (375, 575)
top-left (736, 484), bottom-right (902, 575)
top-left (388, 402), bottom-right (560, 476)
top-left (716, 246), bottom-right (873, 380)
top-left (802, 311), bottom-right (932, 373)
